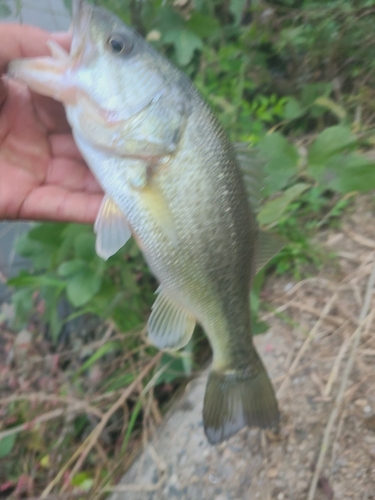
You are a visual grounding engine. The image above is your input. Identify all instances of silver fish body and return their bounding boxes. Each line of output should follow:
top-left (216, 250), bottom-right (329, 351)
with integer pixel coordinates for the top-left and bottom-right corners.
top-left (9, 0), bottom-right (279, 443)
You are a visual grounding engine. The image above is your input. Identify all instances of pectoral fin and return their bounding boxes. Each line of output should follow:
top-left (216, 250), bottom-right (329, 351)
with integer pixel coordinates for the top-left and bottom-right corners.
top-left (94, 195), bottom-right (131, 260)
top-left (148, 287), bottom-right (196, 350)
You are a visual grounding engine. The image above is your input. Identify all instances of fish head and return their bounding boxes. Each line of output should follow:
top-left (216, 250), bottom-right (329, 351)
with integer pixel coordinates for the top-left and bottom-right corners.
top-left (9, 0), bottom-right (167, 143)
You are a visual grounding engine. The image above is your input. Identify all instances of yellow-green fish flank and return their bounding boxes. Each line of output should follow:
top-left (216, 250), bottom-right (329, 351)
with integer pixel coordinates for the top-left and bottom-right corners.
top-left (9, 0), bottom-right (280, 444)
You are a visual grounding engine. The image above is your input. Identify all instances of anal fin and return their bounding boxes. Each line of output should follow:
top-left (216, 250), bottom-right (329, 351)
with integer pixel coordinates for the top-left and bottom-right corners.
top-left (148, 287), bottom-right (196, 350)
top-left (94, 194), bottom-right (132, 260)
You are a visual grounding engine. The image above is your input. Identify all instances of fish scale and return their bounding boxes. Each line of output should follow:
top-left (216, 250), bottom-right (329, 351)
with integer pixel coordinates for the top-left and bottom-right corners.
top-left (9, 0), bottom-right (280, 444)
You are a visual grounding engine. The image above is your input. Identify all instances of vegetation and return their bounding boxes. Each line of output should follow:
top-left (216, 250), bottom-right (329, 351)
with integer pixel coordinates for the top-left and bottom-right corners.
top-left (2, 0), bottom-right (375, 496)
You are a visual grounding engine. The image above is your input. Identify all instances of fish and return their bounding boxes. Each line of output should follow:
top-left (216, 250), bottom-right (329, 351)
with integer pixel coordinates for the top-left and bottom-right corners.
top-left (9, 0), bottom-right (281, 444)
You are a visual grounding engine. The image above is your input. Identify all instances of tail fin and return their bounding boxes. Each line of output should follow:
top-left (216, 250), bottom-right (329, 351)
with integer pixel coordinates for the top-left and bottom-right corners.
top-left (203, 356), bottom-right (279, 444)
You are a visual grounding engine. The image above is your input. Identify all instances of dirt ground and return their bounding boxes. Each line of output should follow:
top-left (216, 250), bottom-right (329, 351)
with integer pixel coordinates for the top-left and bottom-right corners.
top-left (108, 195), bottom-right (375, 500)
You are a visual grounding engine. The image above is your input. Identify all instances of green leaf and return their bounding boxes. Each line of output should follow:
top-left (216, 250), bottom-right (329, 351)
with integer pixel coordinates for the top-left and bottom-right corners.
top-left (258, 183), bottom-right (310, 226)
top-left (63, 0), bottom-right (72, 14)
top-left (0, 434), bottom-right (16, 459)
top-left (229, 0), bottom-right (247, 24)
top-left (0, 4), bottom-right (11, 17)
top-left (105, 372), bottom-right (135, 391)
top-left (284, 97), bottom-right (304, 120)
top-left (66, 268), bottom-right (102, 307)
top-left (326, 154), bottom-right (375, 193)
top-left (28, 223), bottom-right (67, 246)
top-left (258, 133), bottom-right (300, 193)
top-left (186, 12), bottom-right (220, 38)
top-left (251, 268), bottom-right (265, 314)
top-left (14, 235), bottom-right (52, 269)
top-left (251, 316), bottom-right (269, 335)
top-left (58, 260), bottom-right (87, 277)
top-left (11, 288), bottom-right (33, 321)
top-left (308, 126), bottom-right (357, 172)
top-left (156, 5), bottom-right (184, 33)
top-left (156, 352), bottom-right (192, 384)
top-left (71, 472), bottom-right (93, 491)
top-left (314, 97), bottom-right (346, 120)
top-left (74, 233), bottom-right (96, 261)
top-left (164, 29), bottom-right (203, 66)
top-left (300, 83), bottom-right (333, 108)
top-left (121, 399), bottom-right (143, 455)
top-left (75, 341), bottom-right (122, 375)
top-left (8, 272), bottom-right (63, 288)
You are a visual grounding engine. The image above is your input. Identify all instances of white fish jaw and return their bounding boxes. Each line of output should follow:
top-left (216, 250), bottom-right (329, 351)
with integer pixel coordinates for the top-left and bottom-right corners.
top-left (8, 54), bottom-right (77, 104)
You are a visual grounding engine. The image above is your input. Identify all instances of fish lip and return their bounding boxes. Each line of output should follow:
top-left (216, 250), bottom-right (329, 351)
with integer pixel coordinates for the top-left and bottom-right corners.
top-left (72, 0), bottom-right (86, 19)
top-left (70, 0), bottom-right (94, 62)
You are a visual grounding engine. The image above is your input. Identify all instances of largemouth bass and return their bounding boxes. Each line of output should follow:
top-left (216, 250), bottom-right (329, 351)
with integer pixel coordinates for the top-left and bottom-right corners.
top-left (9, 0), bottom-right (280, 444)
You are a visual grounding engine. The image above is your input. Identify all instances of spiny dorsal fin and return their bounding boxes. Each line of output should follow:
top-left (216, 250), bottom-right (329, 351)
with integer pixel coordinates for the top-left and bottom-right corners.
top-left (94, 195), bottom-right (132, 260)
top-left (148, 287), bottom-right (196, 350)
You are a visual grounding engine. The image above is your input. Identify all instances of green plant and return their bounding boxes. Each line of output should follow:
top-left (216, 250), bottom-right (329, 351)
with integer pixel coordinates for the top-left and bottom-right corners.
top-left (8, 223), bottom-right (156, 341)
top-left (5, 0), bottom-right (375, 494)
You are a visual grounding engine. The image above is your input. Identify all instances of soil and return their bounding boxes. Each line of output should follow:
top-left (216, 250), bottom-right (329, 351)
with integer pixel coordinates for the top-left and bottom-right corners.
top-left (109, 195), bottom-right (375, 500)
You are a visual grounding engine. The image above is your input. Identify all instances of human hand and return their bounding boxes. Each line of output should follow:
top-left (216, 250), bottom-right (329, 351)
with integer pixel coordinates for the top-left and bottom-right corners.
top-left (0, 24), bottom-right (103, 223)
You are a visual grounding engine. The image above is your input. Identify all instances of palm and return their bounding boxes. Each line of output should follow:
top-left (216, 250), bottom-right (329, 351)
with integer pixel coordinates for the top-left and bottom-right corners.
top-left (0, 25), bottom-right (102, 224)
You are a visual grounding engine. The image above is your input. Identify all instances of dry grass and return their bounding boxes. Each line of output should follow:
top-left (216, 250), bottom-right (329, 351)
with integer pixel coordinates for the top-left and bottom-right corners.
top-left (1, 196), bottom-right (375, 499)
top-left (0, 318), bottom-right (170, 499)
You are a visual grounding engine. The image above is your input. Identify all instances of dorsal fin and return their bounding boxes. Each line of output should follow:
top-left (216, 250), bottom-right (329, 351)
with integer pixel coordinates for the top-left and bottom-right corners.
top-left (255, 230), bottom-right (285, 274)
top-left (234, 142), bottom-right (266, 212)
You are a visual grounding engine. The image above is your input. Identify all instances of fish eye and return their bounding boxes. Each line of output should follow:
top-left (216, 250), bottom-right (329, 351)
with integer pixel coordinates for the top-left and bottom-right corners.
top-left (107, 34), bottom-right (133, 55)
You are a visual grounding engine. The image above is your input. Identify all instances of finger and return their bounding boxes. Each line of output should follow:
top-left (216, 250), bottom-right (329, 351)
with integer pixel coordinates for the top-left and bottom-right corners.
top-left (46, 157), bottom-right (103, 194)
top-left (0, 77), bottom-right (7, 110)
top-left (33, 93), bottom-right (72, 133)
top-left (17, 186), bottom-right (102, 224)
top-left (49, 133), bottom-right (85, 161)
top-left (0, 25), bottom-right (53, 74)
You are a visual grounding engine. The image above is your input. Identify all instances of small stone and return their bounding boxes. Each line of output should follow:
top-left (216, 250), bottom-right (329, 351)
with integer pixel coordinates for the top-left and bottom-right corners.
top-left (222, 448), bottom-right (233, 460)
top-left (364, 405), bottom-right (372, 414)
top-left (267, 468), bottom-right (278, 478)
top-left (284, 282), bottom-right (294, 292)
top-left (168, 474), bottom-right (181, 497)
top-left (296, 480), bottom-right (308, 491)
top-left (278, 494), bottom-right (285, 500)
top-left (355, 398), bottom-right (367, 407)
top-left (195, 464), bottom-right (209, 477)
top-left (15, 329), bottom-right (32, 348)
top-left (146, 30), bottom-right (161, 42)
